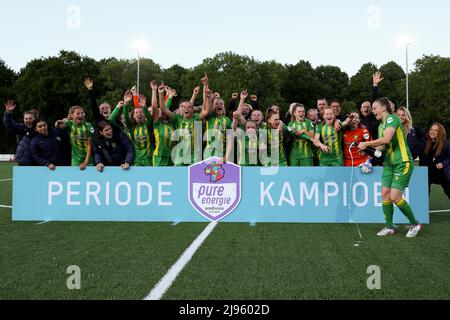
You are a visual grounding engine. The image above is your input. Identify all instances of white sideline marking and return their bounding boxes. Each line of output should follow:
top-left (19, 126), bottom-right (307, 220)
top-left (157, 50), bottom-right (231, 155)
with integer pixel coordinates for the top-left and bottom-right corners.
top-left (37, 220), bottom-right (51, 225)
top-left (144, 221), bottom-right (218, 300)
top-left (430, 209), bottom-right (450, 213)
top-left (0, 204), bottom-right (12, 209)
top-left (0, 179), bottom-right (12, 182)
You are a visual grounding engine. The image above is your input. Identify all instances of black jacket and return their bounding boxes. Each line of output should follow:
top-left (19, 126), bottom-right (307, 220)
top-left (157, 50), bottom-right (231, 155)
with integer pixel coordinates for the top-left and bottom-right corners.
top-left (31, 129), bottom-right (71, 167)
top-left (419, 139), bottom-right (450, 182)
top-left (3, 112), bottom-right (33, 146)
top-left (91, 131), bottom-right (134, 166)
top-left (407, 127), bottom-right (426, 160)
top-left (14, 131), bottom-right (35, 166)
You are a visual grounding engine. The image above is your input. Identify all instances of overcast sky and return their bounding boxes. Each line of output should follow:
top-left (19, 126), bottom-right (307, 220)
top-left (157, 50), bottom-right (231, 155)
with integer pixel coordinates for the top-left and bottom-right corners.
top-left (1, 0), bottom-right (449, 76)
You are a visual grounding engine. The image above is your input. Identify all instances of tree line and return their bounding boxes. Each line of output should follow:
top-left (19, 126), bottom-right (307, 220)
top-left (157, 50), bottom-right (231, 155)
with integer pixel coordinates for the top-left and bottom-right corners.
top-left (1, 50), bottom-right (449, 153)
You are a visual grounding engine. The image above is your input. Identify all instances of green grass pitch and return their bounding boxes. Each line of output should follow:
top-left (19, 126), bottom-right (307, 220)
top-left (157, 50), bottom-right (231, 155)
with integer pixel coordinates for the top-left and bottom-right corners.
top-left (0, 162), bottom-right (449, 299)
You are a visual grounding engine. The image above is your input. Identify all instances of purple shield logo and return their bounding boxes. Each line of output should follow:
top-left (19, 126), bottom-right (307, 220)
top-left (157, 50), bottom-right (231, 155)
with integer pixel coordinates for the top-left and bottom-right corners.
top-left (188, 157), bottom-right (241, 222)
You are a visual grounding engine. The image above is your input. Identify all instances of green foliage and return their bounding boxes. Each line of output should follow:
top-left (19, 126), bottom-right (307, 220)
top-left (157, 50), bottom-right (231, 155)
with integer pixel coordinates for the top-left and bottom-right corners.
top-left (1, 52), bottom-right (449, 153)
top-left (0, 59), bottom-right (18, 153)
top-left (409, 55), bottom-right (450, 130)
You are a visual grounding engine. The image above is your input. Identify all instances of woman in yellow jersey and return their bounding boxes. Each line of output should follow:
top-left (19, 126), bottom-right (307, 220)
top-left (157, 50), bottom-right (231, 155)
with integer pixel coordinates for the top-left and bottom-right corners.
top-left (314, 106), bottom-right (344, 166)
top-left (359, 98), bottom-right (422, 238)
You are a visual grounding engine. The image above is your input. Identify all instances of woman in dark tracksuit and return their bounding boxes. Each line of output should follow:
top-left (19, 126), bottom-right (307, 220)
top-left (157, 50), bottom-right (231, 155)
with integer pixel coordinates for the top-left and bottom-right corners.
top-left (30, 119), bottom-right (71, 170)
top-left (419, 123), bottom-right (450, 199)
top-left (91, 121), bottom-right (134, 172)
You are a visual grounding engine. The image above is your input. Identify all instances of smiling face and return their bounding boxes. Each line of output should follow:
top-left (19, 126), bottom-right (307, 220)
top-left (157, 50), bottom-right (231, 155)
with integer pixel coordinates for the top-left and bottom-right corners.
top-left (317, 100), bottom-right (327, 115)
top-left (268, 113), bottom-right (280, 129)
top-left (371, 102), bottom-right (384, 121)
top-left (294, 106), bottom-right (305, 122)
top-left (307, 110), bottom-right (318, 122)
top-left (214, 99), bottom-right (225, 116)
top-left (360, 101), bottom-right (371, 116)
top-left (250, 110), bottom-right (263, 125)
top-left (323, 108), bottom-right (335, 125)
top-left (241, 104), bottom-right (251, 117)
top-left (246, 121), bottom-right (257, 135)
top-left (181, 101), bottom-right (194, 119)
top-left (429, 124), bottom-right (439, 140)
top-left (331, 101), bottom-right (341, 116)
top-left (72, 108), bottom-right (85, 125)
top-left (35, 121), bottom-right (48, 136)
top-left (24, 113), bottom-right (35, 128)
top-left (99, 103), bottom-right (111, 118)
top-left (100, 124), bottom-right (113, 139)
top-left (349, 112), bottom-right (361, 129)
top-left (133, 108), bottom-right (146, 124)
top-left (397, 109), bottom-right (406, 124)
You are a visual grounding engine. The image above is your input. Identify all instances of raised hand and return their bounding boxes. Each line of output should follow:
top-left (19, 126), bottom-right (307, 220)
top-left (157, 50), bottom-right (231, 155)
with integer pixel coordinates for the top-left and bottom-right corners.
top-left (150, 80), bottom-right (158, 91)
top-left (231, 92), bottom-right (239, 99)
top-left (240, 90), bottom-right (248, 100)
top-left (124, 90), bottom-right (133, 104)
top-left (117, 101), bottom-right (125, 109)
top-left (139, 95), bottom-right (147, 107)
top-left (233, 111), bottom-right (240, 120)
top-left (169, 88), bottom-right (177, 99)
top-left (201, 73), bottom-right (209, 86)
top-left (131, 86), bottom-right (137, 96)
top-left (158, 84), bottom-right (165, 95)
top-left (4, 100), bottom-right (16, 113)
top-left (373, 71), bottom-right (384, 87)
top-left (193, 86), bottom-right (201, 95)
top-left (250, 95), bottom-right (257, 101)
top-left (84, 78), bottom-right (94, 90)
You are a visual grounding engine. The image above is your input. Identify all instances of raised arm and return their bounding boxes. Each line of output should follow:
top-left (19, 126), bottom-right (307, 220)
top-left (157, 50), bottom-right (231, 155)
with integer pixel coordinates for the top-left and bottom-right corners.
top-left (84, 78), bottom-right (102, 123)
top-left (123, 90), bottom-right (134, 129)
top-left (160, 86), bottom-right (175, 120)
top-left (235, 91), bottom-right (248, 126)
top-left (109, 101), bottom-right (125, 124)
top-left (371, 71), bottom-right (383, 104)
top-left (3, 100), bottom-right (26, 134)
top-left (190, 86), bottom-right (200, 105)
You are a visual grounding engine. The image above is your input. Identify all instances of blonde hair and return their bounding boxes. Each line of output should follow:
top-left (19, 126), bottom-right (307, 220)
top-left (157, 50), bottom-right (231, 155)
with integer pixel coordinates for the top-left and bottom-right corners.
top-left (397, 106), bottom-right (413, 134)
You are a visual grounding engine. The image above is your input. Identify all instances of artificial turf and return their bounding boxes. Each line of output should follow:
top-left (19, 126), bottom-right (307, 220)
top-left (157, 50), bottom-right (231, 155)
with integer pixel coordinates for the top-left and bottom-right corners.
top-left (0, 162), bottom-right (449, 299)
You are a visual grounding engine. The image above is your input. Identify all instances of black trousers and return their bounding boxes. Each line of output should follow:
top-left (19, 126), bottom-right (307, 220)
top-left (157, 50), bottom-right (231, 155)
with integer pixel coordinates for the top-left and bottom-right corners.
top-left (429, 172), bottom-right (450, 200)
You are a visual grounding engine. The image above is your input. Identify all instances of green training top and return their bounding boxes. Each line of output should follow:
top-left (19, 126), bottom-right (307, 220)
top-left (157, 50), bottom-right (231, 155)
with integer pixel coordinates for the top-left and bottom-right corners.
top-left (288, 119), bottom-right (314, 159)
top-left (315, 122), bottom-right (343, 159)
top-left (378, 114), bottom-right (413, 165)
top-left (124, 104), bottom-right (153, 166)
top-left (64, 120), bottom-right (94, 166)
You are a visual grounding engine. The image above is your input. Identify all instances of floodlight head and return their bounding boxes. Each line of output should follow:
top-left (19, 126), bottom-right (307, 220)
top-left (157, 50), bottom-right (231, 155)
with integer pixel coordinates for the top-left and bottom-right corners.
top-left (398, 35), bottom-right (415, 47)
top-left (131, 39), bottom-right (149, 54)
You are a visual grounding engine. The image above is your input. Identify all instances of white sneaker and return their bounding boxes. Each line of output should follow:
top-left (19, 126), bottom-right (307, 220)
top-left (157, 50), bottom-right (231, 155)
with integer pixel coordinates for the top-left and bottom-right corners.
top-left (406, 224), bottom-right (423, 238)
top-left (377, 227), bottom-right (397, 236)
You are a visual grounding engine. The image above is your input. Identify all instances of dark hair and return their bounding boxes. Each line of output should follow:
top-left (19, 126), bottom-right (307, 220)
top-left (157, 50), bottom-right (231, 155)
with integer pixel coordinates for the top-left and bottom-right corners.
top-left (374, 97), bottom-right (394, 114)
top-left (292, 103), bottom-right (306, 116)
top-left (97, 121), bottom-right (112, 133)
top-left (330, 99), bottom-right (341, 106)
top-left (32, 118), bottom-right (47, 131)
top-left (266, 109), bottom-right (279, 121)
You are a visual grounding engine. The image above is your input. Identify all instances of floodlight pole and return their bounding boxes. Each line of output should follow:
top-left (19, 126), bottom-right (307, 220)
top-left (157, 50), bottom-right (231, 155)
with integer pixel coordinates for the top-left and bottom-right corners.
top-left (405, 43), bottom-right (410, 110)
top-left (137, 50), bottom-right (140, 97)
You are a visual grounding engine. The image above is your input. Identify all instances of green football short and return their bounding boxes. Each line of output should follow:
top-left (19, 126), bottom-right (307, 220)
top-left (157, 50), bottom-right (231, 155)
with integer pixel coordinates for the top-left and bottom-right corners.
top-left (382, 161), bottom-right (414, 191)
top-left (319, 155), bottom-right (344, 167)
top-left (289, 155), bottom-right (314, 167)
top-left (153, 156), bottom-right (173, 167)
